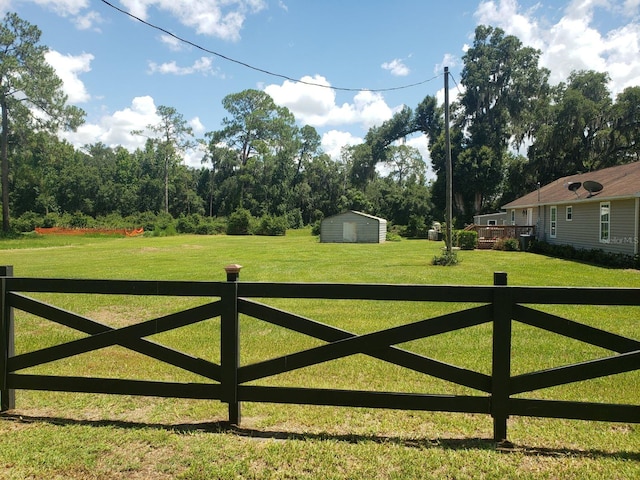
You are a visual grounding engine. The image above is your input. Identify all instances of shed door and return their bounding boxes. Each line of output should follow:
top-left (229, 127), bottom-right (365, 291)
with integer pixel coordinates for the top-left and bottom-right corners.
top-left (343, 222), bottom-right (357, 242)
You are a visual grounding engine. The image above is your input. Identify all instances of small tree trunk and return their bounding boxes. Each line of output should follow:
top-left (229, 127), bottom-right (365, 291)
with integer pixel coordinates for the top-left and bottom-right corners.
top-left (1, 99), bottom-right (10, 233)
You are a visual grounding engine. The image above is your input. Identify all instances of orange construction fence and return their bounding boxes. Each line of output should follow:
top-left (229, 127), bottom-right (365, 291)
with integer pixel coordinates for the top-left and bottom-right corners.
top-left (35, 227), bottom-right (144, 237)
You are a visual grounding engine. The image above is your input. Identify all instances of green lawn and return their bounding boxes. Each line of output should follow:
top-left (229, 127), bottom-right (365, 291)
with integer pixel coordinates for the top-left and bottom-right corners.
top-left (0, 231), bottom-right (639, 479)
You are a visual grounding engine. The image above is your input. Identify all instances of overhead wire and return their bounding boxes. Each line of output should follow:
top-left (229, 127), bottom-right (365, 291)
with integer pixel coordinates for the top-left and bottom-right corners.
top-left (98, 0), bottom-right (443, 93)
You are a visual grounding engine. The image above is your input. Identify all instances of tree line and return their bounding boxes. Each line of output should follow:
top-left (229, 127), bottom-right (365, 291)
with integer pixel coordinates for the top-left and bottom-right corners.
top-left (1, 13), bottom-right (638, 235)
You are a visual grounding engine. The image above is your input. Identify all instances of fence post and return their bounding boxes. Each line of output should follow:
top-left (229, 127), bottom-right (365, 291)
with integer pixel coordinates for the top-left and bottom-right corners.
top-left (491, 271), bottom-right (511, 443)
top-left (221, 264), bottom-right (242, 425)
top-left (0, 266), bottom-right (15, 411)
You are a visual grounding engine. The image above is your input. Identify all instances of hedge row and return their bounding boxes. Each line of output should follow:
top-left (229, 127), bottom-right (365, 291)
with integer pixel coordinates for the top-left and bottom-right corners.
top-left (529, 240), bottom-right (640, 269)
top-left (9, 209), bottom-right (295, 237)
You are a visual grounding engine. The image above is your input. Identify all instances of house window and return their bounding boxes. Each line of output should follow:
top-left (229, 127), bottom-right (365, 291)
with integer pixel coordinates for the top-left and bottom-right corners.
top-left (600, 202), bottom-right (610, 243)
top-left (510, 210), bottom-right (515, 225)
top-left (550, 206), bottom-right (557, 238)
top-left (566, 206), bottom-right (572, 221)
top-left (487, 220), bottom-right (497, 226)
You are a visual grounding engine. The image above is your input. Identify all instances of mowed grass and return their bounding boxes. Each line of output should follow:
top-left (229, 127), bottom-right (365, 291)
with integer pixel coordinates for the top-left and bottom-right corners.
top-left (0, 230), bottom-right (639, 479)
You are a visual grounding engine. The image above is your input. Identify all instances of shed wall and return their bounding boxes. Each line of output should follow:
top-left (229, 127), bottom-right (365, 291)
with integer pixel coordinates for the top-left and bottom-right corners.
top-left (320, 211), bottom-right (386, 243)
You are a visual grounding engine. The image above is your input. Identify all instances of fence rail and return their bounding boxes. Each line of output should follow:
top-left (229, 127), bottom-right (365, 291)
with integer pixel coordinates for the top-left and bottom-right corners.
top-left (1, 265), bottom-right (639, 443)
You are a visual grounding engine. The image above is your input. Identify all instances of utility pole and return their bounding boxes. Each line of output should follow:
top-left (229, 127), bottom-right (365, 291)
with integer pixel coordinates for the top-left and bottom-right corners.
top-left (444, 67), bottom-right (452, 253)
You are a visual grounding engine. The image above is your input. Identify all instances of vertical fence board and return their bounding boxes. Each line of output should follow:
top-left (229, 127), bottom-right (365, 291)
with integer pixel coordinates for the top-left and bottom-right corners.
top-left (221, 265), bottom-right (242, 425)
top-left (0, 266), bottom-right (15, 411)
top-left (491, 272), bottom-right (512, 442)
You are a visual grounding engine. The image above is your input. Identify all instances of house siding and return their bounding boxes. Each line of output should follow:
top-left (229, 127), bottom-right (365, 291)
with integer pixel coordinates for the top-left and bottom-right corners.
top-left (543, 199), bottom-right (637, 255)
top-left (473, 212), bottom-right (507, 225)
top-left (320, 211), bottom-right (387, 243)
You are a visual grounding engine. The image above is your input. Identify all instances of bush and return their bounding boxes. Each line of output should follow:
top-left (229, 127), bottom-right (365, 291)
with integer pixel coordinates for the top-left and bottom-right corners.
top-left (11, 211), bottom-right (43, 232)
top-left (227, 208), bottom-right (254, 235)
top-left (386, 231), bottom-right (402, 242)
top-left (176, 214), bottom-right (200, 234)
top-left (456, 230), bottom-right (478, 250)
top-left (130, 212), bottom-right (158, 232)
top-left (195, 217), bottom-right (226, 235)
top-left (69, 212), bottom-right (95, 228)
top-left (529, 240), bottom-right (638, 269)
top-left (311, 220), bottom-right (321, 236)
top-left (406, 215), bottom-right (429, 238)
top-left (255, 215), bottom-right (287, 236)
top-left (493, 237), bottom-right (519, 251)
top-left (42, 213), bottom-right (58, 228)
top-left (432, 250), bottom-right (460, 266)
top-left (96, 213), bottom-right (127, 229)
top-left (285, 209), bottom-right (304, 229)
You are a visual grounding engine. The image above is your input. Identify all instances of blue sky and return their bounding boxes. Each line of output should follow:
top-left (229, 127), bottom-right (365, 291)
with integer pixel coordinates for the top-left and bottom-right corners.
top-left (1, 0), bottom-right (639, 177)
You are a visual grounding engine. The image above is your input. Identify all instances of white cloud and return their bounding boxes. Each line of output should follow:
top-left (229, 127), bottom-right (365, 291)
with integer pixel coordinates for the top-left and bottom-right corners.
top-left (72, 10), bottom-right (102, 30)
top-left (435, 53), bottom-right (459, 74)
top-left (148, 56), bottom-right (219, 76)
top-left (321, 130), bottom-right (362, 161)
top-left (381, 58), bottom-right (410, 77)
top-left (62, 96), bottom-right (205, 167)
top-left (405, 134), bottom-right (435, 181)
top-left (62, 95), bottom-right (160, 150)
top-left (159, 34), bottom-right (184, 51)
top-left (475, 0), bottom-right (640, 95)
top-left (31, 0), bottom-right (89, 16)
top-left (265, 75), bottom-right (398, 132)
top-left (45, 50), bottom-right (93, 103)
top-left (189, 116), bottom-right (205, 134)
top-left (265, 75), bottom-right (354, 127)
top-left (119, 0), bottom-right (267, 41)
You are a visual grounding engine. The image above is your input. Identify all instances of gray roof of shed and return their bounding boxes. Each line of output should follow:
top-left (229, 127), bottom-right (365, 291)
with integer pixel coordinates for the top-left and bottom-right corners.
top-left (324, 210), bottom-right (387, 222)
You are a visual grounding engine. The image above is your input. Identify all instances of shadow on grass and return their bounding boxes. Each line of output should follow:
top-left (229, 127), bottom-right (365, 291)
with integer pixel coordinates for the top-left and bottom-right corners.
top-left (2, 412), bottom-right (638, 461)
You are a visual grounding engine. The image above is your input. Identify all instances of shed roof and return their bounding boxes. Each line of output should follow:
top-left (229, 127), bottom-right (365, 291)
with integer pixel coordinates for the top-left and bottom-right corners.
top-left (324, 210), bottom-right (387, 222)
top-left (503, 161), bottom-right (640, 208)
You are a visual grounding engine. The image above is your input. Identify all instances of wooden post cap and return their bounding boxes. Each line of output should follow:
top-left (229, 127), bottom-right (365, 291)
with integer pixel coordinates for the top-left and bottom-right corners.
top-left (224, 264), bottom-right (243, 274)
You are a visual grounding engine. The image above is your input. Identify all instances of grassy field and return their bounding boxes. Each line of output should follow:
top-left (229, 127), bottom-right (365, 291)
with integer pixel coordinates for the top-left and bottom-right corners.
top-left (0, 230), bottom-right (639, 479)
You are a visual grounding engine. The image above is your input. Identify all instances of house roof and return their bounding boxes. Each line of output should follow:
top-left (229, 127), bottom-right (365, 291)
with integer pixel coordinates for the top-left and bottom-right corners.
top-left (503, 161), bottom-right (640, 209)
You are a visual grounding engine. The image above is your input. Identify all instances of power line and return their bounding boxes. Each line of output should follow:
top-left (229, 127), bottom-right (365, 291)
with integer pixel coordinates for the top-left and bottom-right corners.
top-left (447, 71), bottom-right (464, 97)
top-left (98, 0), bottom-right (442, 93)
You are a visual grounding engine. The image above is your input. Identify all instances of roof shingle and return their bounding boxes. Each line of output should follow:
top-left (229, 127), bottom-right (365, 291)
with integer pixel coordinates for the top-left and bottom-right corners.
top-left (503, 161), bottom-right (640, 208)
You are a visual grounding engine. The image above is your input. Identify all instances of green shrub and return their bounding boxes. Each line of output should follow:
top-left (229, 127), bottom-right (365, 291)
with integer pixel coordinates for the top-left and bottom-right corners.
top-left (95, 213), bottom-right (127, 229)
top-left (493, 237), bottom-right (519, 251)
top-left (146, 212), bottom-right (177, 237)
top-left (432, 250), bottom-right (460, 266)
top-left (311, 220), bottom-right (321, 236)
top-left (386, 231), bottom-right (402, 242)
top-left (406, 215), bottom-right (429, 238)
top-left (255, 215), bottom-right (287, 236)
top-left (69, 212), bottom-right (94, 228)
top-left (456, 230), bottom-right (478, 250)
top-left (42, 213), bottom-right (58, 228)
top-left (130, 211), bottom-right (158, 231)
top-left (227, 208), bottom-right (254, 235)
top-left (529, 240), bottom-right (638, 269)
top-left (11, 211), bottom-right (43, 232)
top-left (286, 209), bottom-right (304, 229)
top-left (195, 218), bottom-right (226, 235)
top-left (176, 214), bottom-right (199, 234)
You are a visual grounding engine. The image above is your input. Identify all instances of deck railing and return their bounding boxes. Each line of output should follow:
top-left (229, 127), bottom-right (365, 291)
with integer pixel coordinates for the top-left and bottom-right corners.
top-left (466, 225), bottom-right (536, 248)
top-left (1, 265), bottom-right (638, 443)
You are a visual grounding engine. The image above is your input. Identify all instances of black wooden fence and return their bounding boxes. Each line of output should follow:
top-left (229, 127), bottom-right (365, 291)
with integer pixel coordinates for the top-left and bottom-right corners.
top-left (1, 265), bottom-right (639, 443)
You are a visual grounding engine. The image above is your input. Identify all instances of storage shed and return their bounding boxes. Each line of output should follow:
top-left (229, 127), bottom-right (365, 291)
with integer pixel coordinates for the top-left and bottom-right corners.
top-left (320, 211), bottom-right (387, 243)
